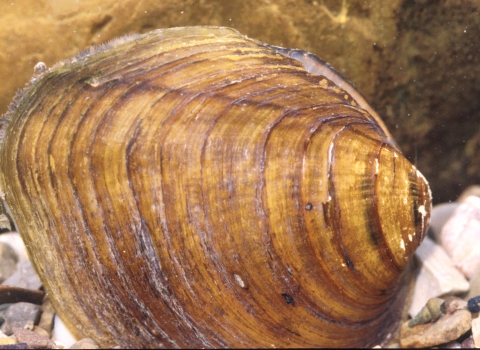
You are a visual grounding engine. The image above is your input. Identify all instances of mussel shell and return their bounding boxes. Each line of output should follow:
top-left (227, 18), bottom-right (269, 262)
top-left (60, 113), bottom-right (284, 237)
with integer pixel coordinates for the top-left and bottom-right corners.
top-left (0, 27), bottom-right (431, 348)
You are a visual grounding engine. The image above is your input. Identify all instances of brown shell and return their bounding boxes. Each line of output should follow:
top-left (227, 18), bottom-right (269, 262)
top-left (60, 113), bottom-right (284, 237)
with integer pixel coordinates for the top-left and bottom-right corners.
top-left (0, 27), bottom-right (431, 348)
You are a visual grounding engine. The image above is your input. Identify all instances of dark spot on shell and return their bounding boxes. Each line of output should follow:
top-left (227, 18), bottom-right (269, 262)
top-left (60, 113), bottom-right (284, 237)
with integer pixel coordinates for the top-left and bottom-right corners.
top-left (282, 293), bottom-right (296, 306)
top-left (345, 255), bottom-right (355, 270)
top-left (409, 172), bottom-right (422, 228)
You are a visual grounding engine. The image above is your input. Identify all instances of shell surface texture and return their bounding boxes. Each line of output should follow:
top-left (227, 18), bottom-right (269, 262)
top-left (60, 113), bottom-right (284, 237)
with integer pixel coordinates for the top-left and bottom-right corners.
top-left (0, 27), bottom-right (431, 348)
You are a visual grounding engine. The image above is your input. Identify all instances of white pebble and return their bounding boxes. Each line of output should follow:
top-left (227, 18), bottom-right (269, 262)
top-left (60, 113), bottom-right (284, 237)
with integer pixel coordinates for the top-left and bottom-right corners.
top-left (0, 231), bottom-right (29, 263)
top-left (52, 314), bottom-right (78, 348)
top-left (429, 202), bottom-right (459, 241)
top-left (409, 236), bottom-right (470, 317)
top-left (440, 195), bottom-right (480, 279)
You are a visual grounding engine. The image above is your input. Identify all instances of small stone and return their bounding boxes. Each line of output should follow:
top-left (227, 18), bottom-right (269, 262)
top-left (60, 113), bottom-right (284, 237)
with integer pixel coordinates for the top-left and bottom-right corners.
top-left (400, 309), bottom-right (472, 348)
top-left (0, 302), bottom-right (41, 336)
top-left (0, 214), bottom-right (11, 231)
top-left (13, 328), bottom-right (56, 349)
top-left (33, 326), bottom-right (50, 339)
top-left (69, 338), bottom-right (100, 349)
top-left (440, 195), bottom-right (480, 279)
top-left (0, 337), bottom-right (17, 345)
top-left (467, 296), bottom-right (480, 313)
top-left (0, 232), bottom-right (29, 263)
top-left (54, 341), bottom-right (67, 349)
top-left (461, 335), bottom-right (474, 348)
top-left (472, 317), bottom-right (480, 348)
top-left (38, 298), bottom-right (55, 337)
top-left (0, 242), bottom-right (18, 284)
top-left (410, 236), bottom-right (470, 317)
top-left (2, 260), bottom-right (42, 290)
top-left (52, 315), bottom-right (78, 348)
top-left (23, 320), bottom-right (34, 331)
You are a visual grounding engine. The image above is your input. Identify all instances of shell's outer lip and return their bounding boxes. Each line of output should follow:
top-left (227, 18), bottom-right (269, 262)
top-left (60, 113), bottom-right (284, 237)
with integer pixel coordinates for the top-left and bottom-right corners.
top-left (50, 27), bottom-right (245, 73)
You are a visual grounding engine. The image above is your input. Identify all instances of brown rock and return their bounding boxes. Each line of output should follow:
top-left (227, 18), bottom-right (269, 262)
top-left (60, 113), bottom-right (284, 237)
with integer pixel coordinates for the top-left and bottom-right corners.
top-left (33, 326), bottom-right (50, 339)
top-left (12, 328), bottom-right (55, 349)
top-left (400, 310), bottom-right (472, 348)
top-left (69, 338), bottom-right (100, 349)
top-left (38, 298), bottom-right (55, 337)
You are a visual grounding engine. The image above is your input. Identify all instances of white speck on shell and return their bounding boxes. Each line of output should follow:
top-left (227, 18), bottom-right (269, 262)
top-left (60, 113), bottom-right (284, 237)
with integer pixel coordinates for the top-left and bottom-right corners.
top-left (418, 205), bottom-right (427, 217)
top-left (234, 274), bottom-right (246, 288)
top-left (34, 62), bottom-right (47, 74)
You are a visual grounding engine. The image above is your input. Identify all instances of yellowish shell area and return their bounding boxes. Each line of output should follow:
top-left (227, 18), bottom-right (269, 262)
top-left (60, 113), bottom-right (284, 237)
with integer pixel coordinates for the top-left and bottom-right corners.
top-left (0, 27), bottom-right (431, 347)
